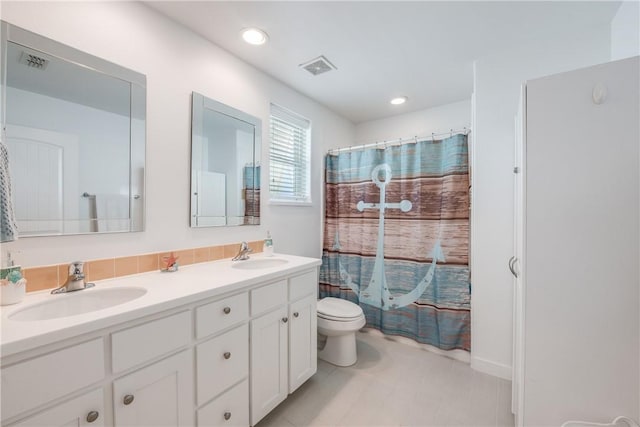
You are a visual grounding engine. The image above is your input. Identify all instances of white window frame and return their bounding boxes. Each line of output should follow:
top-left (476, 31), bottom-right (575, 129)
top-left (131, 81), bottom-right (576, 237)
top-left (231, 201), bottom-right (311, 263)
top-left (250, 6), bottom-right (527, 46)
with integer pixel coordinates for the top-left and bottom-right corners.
top-left (268, 104), bottom-right (312, 206)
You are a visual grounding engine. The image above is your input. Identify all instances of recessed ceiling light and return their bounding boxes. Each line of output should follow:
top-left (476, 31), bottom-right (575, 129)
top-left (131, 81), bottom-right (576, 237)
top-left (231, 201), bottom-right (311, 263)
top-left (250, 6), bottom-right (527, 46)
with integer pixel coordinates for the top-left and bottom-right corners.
top-left (390, 96), bottom-right (408, 105)
top-left (241, 28), bottom-right (269, 45)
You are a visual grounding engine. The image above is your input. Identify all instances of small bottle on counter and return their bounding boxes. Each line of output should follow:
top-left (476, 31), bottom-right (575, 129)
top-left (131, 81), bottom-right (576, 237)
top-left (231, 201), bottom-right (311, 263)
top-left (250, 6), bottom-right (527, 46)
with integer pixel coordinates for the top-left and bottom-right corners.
top-left (1, 251), bottom-right (26, 306)
top-left (263, 231), bottom-right (274, 256)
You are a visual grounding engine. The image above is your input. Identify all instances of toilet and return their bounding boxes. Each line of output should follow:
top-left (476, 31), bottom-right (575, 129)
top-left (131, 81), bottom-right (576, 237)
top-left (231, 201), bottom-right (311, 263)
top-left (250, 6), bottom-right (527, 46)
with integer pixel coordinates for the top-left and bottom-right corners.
top-left (317, 297), bottom-right (366, 366)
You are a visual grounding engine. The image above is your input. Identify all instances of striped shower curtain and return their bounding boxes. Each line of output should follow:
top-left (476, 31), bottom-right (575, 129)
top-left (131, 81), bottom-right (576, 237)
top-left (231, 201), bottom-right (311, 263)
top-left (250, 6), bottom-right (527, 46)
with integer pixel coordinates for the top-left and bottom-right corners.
top-left (319, 134), bottom-right (471, 351)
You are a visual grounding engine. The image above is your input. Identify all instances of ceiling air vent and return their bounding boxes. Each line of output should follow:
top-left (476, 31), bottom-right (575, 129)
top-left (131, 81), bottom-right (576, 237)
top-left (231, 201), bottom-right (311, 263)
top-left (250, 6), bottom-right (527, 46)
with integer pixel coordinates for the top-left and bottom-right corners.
top-left (19, 51), bottom-right (49, 70)
top-left (299, 55), bottom-right (337, 76)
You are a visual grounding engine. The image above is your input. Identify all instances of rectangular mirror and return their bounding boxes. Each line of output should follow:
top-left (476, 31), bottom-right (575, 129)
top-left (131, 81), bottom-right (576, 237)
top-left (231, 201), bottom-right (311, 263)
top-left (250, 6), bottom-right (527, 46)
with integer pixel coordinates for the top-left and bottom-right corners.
top-left (1, 21), bottom-right (146, 236)
top-left (191, 92), bottom-right (261, 227)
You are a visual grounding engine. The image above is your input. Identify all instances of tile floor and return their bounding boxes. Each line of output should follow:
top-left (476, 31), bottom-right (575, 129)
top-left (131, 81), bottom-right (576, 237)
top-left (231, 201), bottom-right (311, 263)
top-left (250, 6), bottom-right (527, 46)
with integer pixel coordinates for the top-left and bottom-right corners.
top-left (257, 331), bottom-right (514, 427)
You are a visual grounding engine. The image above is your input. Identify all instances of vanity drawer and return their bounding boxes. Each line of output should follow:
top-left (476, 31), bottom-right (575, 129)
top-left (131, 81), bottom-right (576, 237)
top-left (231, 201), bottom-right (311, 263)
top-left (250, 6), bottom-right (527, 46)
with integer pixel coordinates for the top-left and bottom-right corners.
top-left (112, 311), bottom-right (191, 373)
top-left (197, 379), bottom-right (249, 427)
top-left (7, 388), bottom-right (104, 427)
top-left (251, 280), bottom-right (287, 315)
top-left (1, 338), bottom-right (104, 421)
top-left (196, 324), bottom-right (248, 405)
top-left (289, 270), bottom-right (318, 301)
top-left (196, 292), bottom-right (248, 339)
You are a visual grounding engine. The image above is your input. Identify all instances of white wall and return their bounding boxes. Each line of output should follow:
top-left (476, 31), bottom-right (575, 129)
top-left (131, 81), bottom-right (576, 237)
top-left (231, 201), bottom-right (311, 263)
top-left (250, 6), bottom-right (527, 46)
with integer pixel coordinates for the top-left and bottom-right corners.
top-left (471, 26), bottom-right (611, 379)
top-left (355, 99), bottom-right (470, 144)
top-left (611, 1), bottom-right (640, 61)
top-left (0, 1), bottom-right (355, 266)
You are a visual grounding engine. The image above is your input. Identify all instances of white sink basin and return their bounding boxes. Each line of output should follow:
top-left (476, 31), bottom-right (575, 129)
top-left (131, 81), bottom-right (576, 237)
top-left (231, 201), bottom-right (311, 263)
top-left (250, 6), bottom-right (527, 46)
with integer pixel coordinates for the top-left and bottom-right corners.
top-left (231, 258), bottom-right (289, 270)
top-left (9, 287), bottom-right (147, 321)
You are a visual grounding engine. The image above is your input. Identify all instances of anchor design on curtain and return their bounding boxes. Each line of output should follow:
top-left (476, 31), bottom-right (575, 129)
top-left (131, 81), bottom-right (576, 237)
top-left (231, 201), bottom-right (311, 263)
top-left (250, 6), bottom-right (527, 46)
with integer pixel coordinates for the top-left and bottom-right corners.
top-left (334, 163), bottom-right (445, 310)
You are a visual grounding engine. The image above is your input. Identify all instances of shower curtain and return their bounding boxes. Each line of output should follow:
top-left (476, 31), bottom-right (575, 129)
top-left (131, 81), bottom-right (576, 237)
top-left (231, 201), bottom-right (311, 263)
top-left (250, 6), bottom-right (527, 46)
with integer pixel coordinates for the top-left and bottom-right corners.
top-left (319, 134), bottom-right (470, 351)
top-left (243, 164), bottom-right (260, 223)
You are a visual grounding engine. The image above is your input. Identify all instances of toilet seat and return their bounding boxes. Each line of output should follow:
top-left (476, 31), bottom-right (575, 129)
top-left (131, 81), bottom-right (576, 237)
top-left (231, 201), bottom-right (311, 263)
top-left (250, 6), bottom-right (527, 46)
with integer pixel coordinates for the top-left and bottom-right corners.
top-left (317, 297), bottom-right (363, 321)
top-left (318, 312), bottom-right (363, 322)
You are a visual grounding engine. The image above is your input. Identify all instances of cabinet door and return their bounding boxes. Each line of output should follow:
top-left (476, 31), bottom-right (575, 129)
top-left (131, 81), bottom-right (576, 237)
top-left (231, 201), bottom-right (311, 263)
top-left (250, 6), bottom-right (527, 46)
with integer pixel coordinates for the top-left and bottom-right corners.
top-left (250, 306), bottom-right (288, 426)
top-left (8, 388), bottom-right (104, 427)
top-left (288, 294), bottom-right (317, 393)
top-left (113, 350), bottom-right (194, 427)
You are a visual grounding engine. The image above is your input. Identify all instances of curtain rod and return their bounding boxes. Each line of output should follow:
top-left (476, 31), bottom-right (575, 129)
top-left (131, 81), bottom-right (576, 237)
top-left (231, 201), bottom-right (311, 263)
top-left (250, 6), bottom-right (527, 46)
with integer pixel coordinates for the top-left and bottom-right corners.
top-left (327, 127), bottom-right (471, 154)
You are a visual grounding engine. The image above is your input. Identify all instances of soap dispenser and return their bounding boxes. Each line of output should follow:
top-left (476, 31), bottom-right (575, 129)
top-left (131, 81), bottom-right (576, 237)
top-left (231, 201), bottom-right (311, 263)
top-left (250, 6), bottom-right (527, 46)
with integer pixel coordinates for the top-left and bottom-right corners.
top-left (263, 231), bottom-right (274, 256)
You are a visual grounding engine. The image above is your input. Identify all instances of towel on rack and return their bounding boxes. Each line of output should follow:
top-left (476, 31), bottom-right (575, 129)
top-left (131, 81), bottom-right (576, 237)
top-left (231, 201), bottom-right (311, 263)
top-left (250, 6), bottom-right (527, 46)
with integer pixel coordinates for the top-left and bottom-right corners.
top-left (0, 136), bottom-right (18, 242)
top-left (95, 193), bottom-right (129, 232)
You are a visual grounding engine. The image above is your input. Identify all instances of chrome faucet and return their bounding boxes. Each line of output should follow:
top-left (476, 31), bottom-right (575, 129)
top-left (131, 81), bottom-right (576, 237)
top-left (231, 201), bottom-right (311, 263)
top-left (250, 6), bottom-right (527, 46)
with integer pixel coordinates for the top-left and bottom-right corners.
top-left (51, 261), bottom-right (95, 294)
top-left (232, 242), bottom-right (252, 261)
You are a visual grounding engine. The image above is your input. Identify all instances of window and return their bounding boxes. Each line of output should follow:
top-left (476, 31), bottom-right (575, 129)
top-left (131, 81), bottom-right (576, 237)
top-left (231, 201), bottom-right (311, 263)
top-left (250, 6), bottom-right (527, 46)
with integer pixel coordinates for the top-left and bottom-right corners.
top-left (269, 104), bottom-right (311, 204)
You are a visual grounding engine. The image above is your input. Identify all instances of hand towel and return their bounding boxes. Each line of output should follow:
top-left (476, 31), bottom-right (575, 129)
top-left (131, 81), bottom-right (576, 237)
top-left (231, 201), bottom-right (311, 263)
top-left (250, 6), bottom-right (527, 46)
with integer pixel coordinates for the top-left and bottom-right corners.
top-left (0, 136), bottom-right (18, 242)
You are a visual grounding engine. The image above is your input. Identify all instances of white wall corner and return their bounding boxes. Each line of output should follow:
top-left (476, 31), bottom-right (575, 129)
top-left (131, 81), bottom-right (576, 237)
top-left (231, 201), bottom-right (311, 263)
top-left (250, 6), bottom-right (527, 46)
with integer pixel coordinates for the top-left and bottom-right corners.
top-left (610, 1), bottom-right (640, 61)
top-left (471, 355), bottom-right (512, 380)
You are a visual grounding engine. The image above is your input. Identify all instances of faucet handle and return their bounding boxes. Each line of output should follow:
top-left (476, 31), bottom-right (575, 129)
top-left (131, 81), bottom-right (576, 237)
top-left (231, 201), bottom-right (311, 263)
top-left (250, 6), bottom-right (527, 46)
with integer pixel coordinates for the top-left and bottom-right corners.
top-left (239, 242), bottom-right (251, 252)
top-left (68, 261), bottom-right (85, 276)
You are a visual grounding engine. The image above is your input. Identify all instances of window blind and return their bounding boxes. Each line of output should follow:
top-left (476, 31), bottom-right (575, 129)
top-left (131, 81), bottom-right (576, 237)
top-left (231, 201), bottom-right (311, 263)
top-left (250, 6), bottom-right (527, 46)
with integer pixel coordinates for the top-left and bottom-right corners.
top-left (269, 105), bottom-right (311, 203)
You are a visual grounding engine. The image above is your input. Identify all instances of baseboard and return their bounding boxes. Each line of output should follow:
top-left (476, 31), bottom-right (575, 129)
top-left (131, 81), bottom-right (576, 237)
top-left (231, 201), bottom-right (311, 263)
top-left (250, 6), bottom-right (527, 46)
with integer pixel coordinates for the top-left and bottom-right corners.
top-left (470, 355), bottom-right (512, 380)
top-left (360, 328), bottom-right (471, 363)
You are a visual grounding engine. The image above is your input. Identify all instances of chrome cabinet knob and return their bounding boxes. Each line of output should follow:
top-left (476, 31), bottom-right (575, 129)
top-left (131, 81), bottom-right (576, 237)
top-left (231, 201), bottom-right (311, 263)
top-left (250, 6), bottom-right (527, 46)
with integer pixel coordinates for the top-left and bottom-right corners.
top-left (223, 307), bottom-right (231, 314)
top-left (86, 411), bottom-right (99, 423)
top-left (224, 412), bottom-right (231, 421)
top-left (123, 394), bottom-right (135, 405)
top-left (223, 352), bottom-right (231, 360)
top-left (282, 317), bottom-right (288, 323)
top-left (293, 312), bottom-right (299, 318)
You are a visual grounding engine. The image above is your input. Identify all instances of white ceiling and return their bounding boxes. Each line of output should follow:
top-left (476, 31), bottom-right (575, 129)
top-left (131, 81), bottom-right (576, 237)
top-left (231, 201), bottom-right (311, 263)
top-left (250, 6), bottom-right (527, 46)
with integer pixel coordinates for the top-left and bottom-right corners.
top-left (145, 1), bottom-right (621, 124)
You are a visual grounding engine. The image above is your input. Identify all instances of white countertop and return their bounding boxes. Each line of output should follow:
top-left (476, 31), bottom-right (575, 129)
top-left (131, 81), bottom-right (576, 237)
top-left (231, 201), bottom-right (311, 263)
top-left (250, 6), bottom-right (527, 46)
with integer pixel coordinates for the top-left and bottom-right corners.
top-left (0, 253), bottom-right (321, 358)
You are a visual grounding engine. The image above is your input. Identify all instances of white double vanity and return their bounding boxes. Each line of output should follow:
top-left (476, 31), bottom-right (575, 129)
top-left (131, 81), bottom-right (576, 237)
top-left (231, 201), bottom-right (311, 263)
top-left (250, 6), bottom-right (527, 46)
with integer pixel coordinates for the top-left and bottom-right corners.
top-left (0, 254), bottom-right (320, 427)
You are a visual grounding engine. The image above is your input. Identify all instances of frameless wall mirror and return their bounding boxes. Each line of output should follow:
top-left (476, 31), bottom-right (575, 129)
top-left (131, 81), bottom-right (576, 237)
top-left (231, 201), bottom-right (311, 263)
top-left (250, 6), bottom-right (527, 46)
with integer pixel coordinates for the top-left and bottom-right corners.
top-left (0, 21), bottom-right (146, 236)
top-left (191, 92), bottom-right (261, 227)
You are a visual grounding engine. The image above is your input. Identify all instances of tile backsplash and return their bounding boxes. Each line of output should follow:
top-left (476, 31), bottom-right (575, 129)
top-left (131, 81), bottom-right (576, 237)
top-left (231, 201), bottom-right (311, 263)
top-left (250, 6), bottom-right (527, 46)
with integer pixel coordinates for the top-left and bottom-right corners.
top-left (22, 241), bottom-right (264, 293)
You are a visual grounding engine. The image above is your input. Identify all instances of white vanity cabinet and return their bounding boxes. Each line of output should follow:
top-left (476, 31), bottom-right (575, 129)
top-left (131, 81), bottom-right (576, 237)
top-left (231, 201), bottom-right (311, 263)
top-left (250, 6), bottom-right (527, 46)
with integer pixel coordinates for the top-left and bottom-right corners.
top-left (0, 259), bottom-right (320, 427)
top-left (250, 271), bottom-right (318, 425)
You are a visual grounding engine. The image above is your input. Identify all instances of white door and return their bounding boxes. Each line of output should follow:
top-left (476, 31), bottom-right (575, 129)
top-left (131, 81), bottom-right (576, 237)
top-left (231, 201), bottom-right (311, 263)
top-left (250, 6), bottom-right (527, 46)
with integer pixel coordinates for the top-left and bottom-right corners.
top-left (288, 294), bottom-right (317, 393)
top-left (5, 124), bottom-right (79, 235)
top-left (512, 85), bottom-right (526, 425)
top-left (250, 306), bottom-right (288, 426)
top-left (523, 57), bottom-right (639, 425)
top-left (8, 388), bottom-right (104, 427)
top-left (113, 350), bottom-right (194, 427)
